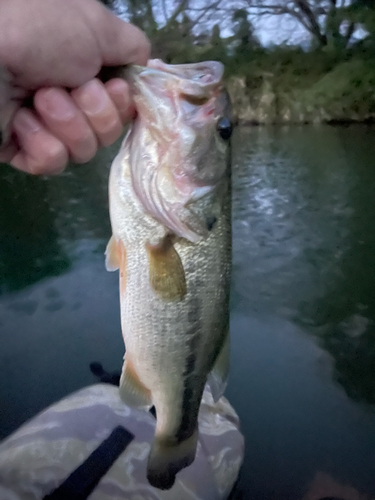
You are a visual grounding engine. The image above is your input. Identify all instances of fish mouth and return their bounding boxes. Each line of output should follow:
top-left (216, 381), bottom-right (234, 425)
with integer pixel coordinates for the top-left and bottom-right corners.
top-left (124, 64), bottom-right (153, 80)
top-left (125, 60), bottom-right (225, 243)
top-left (126, 60), bottom-right (224, 99)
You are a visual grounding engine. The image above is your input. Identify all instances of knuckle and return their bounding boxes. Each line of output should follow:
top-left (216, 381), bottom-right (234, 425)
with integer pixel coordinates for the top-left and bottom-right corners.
top-left (70, 134), bottom-right (97, 163)
top-left (39, 142), bottom-right (67, 174)
top-left (97, 115), bottom-right (121, 135)
top-left (71, 130), bottom-right (93, 148)
top-left (73, 148), bottom-right (96, 164)
top-left (99, 127), bottom-right (122, 148)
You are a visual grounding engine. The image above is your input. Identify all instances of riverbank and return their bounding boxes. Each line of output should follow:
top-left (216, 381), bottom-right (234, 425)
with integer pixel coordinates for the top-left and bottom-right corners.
top-left (225, 50), bottom-right (375, 125)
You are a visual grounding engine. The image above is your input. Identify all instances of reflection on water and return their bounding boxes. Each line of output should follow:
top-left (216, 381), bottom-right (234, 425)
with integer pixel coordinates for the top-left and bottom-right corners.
top-left (232, 125), bottom-right (375, 406)
top-left (0, 167), bottom-right (70, 293)
top-left (0, 141), bottom-right (123, 438)
top-left (0, 137), bottom-right (115, 295)
top-left (1, 126), bottom-right (375, 498)
top-left (232, 125), bottom-right (353, 317)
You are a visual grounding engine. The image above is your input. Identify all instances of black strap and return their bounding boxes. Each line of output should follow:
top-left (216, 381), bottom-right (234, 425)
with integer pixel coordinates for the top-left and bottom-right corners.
top-left (43, 425), bottom-right (134, 500)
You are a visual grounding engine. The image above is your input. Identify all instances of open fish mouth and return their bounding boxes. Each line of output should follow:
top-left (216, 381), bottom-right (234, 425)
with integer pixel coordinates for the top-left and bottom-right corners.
top-left (126, 59), bottom-right (224, 99)
top-left (122, 59), bottom-right (228, 243)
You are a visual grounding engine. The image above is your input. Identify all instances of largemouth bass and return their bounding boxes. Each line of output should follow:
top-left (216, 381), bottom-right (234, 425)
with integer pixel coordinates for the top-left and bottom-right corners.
top-left (106, 59), bottom-right (233, 490)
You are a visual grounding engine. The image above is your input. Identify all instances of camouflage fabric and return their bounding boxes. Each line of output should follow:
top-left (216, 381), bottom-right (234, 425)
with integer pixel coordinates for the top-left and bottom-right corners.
top-left (0, 384), bottom-right (244, 499)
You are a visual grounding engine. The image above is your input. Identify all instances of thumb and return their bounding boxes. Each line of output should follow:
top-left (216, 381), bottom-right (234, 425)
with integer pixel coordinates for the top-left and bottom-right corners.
top-left (88, 3), bottom-right (151, 67)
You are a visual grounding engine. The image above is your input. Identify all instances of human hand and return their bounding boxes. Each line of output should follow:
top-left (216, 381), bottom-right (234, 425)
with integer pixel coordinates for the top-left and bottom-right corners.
top-left (0, 0), bottom-right (150, 175)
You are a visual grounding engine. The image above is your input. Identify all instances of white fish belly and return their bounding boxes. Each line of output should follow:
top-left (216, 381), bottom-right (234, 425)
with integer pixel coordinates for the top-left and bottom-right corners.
top-left (120, 222), bottom-right (230, 440)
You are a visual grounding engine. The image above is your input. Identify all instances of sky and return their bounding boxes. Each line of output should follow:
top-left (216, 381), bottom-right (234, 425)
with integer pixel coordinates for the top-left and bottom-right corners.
top-left (244, 12), bottom-right (310, 46)
top-left (111, 0), bottom-right (311, 45)
top-left (111, 0), bottom-right (365, 48)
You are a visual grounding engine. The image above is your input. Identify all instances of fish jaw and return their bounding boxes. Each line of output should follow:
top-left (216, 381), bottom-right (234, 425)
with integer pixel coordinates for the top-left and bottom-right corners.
top-left (126, 59), bottom-right (224, 104)
top-left (118, 120), bottom-right (217, 243)
top-left (123, 59), bottom-right (231, 242)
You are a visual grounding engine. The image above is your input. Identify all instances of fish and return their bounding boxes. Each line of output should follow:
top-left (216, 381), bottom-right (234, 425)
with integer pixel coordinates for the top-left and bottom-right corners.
top-left (105, 58), bottom-right (233, 490)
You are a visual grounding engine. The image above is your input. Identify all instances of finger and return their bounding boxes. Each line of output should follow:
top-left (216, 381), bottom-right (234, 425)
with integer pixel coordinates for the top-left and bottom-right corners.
top-left (71, 79), bottom-right (123, 147)
top-left (105, 78), bottom-right (136, 124)
top-left (34, 87), bottom-right (98, 163)
top-left (10, 109), bottom-right (68, 175)
top-left (88, 5), bottom-right (150, 66)
top-left (0, 141), bottom-right (18, 164)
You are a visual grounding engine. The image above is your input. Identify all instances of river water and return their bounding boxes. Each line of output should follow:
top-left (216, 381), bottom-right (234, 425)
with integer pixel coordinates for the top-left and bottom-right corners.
top-left (1, 125), bottom-right (375, 499)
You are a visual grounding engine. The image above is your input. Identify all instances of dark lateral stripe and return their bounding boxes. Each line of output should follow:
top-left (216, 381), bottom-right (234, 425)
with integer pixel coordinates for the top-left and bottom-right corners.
top-left (175, 293), bottom-right (202, 443)
top-left (43, 426), bottom-right (134, 500)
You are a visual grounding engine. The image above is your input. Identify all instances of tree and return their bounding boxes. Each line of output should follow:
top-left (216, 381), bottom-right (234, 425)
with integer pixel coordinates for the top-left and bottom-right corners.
top-left (344, 0), bottom-right (375, 46)
top-left (110, 0), bottom-right (236, 62)
top-left (244, 0), bottom-right (357, 49)
top-left (232, 8), bottom-right (260, 57)
top-left (123, 0), bottom-right (158, 35)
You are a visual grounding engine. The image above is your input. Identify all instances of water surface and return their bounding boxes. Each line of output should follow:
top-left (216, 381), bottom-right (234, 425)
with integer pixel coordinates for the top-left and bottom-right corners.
top-left (1, 126), bottom-right (375, 499)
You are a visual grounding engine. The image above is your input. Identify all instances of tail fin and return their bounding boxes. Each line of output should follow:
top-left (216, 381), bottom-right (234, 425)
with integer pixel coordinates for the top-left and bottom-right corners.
top-left (147, 429), bottom-right (198, 490)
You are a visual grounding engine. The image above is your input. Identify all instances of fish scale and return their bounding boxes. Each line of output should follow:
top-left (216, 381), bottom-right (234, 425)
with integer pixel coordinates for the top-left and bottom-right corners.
top-left (106, 59), bottom-right (232, 490)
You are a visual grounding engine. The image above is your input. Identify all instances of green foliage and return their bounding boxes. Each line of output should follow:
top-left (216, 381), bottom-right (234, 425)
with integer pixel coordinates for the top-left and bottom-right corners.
top-left (126, 0), bottom-right (158, 36)
top-left (323, 325), bottom-right (375, 405)
top-left (230, 8), bottom-right (260, 64)
top-left (116, 0), bottom-right (375, 123)
top-left (304, 59), bottom-right (375, 119)
top-left (205, 24), bottom-right (228, 63)
top-left (345, 0), bottom-right (375, 39)
top-left (227, 46), bottom-right (337, 91)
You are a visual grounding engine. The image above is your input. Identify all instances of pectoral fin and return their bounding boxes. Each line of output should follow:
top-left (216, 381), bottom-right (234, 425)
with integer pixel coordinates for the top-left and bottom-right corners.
top-left (105, 235), bottom-right (120, 272)
top-left (105, 236), bottom-right (127, 294)
top-left (119, 356), bottom-right (152, 410)
top-left (208, 330), bottom-right (230, 402)
top-left (146, 236), bottom-right (186, 301)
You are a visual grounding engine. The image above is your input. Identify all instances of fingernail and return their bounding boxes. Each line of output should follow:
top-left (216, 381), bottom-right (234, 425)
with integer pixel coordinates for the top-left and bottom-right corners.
top-left (77, 80), bottom-right (107, 115)
top-left (40, 89), bottom-right (76, 120)
top-left (13, 109), bottom-right (40, 134)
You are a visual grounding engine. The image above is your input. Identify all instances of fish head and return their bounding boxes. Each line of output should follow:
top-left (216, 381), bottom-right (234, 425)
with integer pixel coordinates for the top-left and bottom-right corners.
top-left (126, 59), bottom-right (233, 242)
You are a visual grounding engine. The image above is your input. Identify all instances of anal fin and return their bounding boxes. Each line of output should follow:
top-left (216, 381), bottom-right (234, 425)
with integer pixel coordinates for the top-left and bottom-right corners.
top-left (119, 356), bottom-right (152, 410)
top-left (146, 235), bottom-right (186, 301)
top-left (208, 330), bottom-right (230, 402)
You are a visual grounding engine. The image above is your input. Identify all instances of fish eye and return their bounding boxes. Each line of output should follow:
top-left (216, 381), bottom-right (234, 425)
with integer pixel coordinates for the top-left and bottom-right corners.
top-left (217, 117), bottom-right (233, 141)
